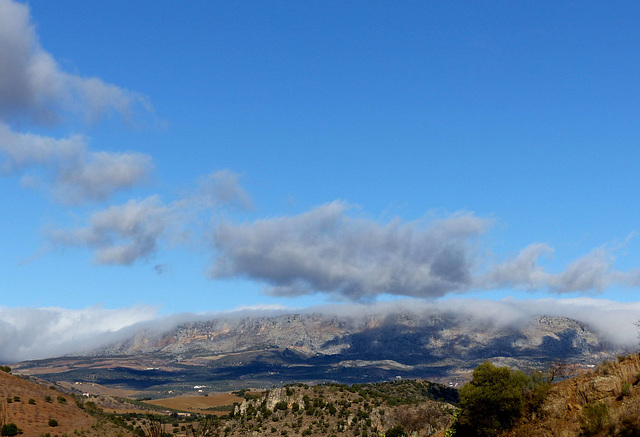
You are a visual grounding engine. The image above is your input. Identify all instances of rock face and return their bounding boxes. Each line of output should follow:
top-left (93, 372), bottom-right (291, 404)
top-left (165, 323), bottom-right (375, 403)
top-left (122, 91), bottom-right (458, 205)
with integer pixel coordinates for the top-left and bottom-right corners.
top-left (234, 387), bottom-right (308, 416)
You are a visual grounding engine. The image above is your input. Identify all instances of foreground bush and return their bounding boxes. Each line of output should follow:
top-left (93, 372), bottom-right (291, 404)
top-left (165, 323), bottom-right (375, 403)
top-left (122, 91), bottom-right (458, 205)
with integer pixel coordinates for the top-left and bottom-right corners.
top-left (451, 361), bottom-right (529, 437)
top-left (579, 402), bottom-right (610, 436)
top-left (1, 423), bottom-right (18, 436)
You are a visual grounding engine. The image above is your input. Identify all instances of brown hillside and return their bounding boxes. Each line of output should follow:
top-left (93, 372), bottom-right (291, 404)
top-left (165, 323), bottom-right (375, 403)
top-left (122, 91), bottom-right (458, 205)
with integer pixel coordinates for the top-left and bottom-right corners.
top-left (0, 370), bottom-right (134, 436)
top-left (504, 355), bottom-right (640, 437)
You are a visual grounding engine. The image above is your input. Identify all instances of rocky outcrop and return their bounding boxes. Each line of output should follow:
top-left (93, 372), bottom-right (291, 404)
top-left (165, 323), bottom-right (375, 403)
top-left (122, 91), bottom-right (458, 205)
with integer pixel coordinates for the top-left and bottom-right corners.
top-left (234, 387), bottom-right (307, 416)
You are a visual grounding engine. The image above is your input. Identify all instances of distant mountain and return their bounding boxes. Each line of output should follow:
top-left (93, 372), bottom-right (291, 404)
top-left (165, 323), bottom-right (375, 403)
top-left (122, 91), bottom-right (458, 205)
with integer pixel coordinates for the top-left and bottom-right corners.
top-left (15, 312), bottom-right (621, 392)
top-left (99, 312), bottom-right (616, 364)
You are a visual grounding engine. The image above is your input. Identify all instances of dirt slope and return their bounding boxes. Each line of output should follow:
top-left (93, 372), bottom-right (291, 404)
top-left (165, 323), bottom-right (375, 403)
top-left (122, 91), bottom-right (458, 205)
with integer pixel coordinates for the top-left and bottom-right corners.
top-left (0, 369), bottom-right (132, 436)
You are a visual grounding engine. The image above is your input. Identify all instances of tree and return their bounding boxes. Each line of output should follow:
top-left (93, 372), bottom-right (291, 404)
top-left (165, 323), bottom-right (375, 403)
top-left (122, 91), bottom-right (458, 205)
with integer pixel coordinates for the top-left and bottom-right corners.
top-left (453, 361), bottom-right (529, 437)
top-left (0, 423), bottom-right (18, 436)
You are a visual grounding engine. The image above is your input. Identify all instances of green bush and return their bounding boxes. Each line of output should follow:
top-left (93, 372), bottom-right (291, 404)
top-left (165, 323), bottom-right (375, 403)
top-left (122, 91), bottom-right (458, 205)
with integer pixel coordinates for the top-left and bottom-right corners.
top-left (579, 402), bottom-right (609, 436)
top-left (48, 418), bottom-right (59, 427)
top-left (452, 361), bottom-right (529, 437)
top-left (0, 423), bottom-right (18, 436)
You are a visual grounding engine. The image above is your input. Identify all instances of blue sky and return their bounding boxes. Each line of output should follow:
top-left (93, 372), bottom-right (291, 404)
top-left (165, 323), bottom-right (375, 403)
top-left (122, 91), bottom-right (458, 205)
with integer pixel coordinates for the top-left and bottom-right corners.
top-left (2, 0), bottom-right (640, 332)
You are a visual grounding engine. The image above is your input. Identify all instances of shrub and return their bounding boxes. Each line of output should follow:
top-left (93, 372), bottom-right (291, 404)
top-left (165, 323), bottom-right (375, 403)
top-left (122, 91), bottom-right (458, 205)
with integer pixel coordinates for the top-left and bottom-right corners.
top-left (48, 418), bottom-right (59, 427)
top-left (28, 398), bottom-right (35, 405)
top-left (453, 361), bottom-right (529, 437)
top-left (622, 383), bottom-right (632, 397)
top-left (57, 395), bottom-right (67, 404)
top-left (0, 423), bottom-right (18, 436)
top-left (579, 402), bottom-right (609, 436)
top-left (0, 366), bottom-right (10, 373)
top-left (44, 396), bottom-right (52, 403)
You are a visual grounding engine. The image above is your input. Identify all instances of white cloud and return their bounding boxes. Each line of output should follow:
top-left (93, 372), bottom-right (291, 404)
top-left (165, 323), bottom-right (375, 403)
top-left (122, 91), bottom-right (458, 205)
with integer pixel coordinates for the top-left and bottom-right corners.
top-left (0, 0), bottom-right (149, 125)
top-left (53, 150), bottom-right (153, 204)
top-left (0, 122), bottom-right (153, 203)
top-left (48, 168), bottom-right (254, 265)
top-left (0, 0), bottom-right (154, 204)
top-left (197, 169), bottom-right (252, 210)
top-left (49, 196), bottom-right (175, 265)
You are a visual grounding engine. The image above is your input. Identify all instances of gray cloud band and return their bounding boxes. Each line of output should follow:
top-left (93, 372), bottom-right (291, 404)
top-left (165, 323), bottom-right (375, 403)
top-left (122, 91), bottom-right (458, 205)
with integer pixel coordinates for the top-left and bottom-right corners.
top-left (210, 202), bottom-right (638, 298)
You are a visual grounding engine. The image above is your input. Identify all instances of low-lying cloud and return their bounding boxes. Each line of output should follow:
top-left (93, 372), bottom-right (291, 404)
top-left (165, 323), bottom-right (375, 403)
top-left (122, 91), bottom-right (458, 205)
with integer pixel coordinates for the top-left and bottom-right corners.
top-left (0, 305), bottom-right (158, 362)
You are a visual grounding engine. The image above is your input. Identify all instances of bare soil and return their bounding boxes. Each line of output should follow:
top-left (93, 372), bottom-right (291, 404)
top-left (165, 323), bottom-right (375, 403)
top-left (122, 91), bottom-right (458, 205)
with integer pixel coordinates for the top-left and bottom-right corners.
top-left (147, 393), bottom-right (243, 413)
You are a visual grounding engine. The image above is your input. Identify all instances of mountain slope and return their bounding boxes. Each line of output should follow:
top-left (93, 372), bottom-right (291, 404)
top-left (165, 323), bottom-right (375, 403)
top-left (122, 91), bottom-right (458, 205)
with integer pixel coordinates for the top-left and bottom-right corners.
top-left (504, 354), bottom-right (640, 437)
top-left (0, 369), bottom-right (133, 436)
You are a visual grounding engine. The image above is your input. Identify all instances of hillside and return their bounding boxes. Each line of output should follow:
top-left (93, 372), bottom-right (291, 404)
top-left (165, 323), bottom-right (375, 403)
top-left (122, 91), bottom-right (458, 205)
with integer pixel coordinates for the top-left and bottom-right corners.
top-left (0, 369), bottom-right (134, 436)
top-left (503, 354), bottom-right (640, 437)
